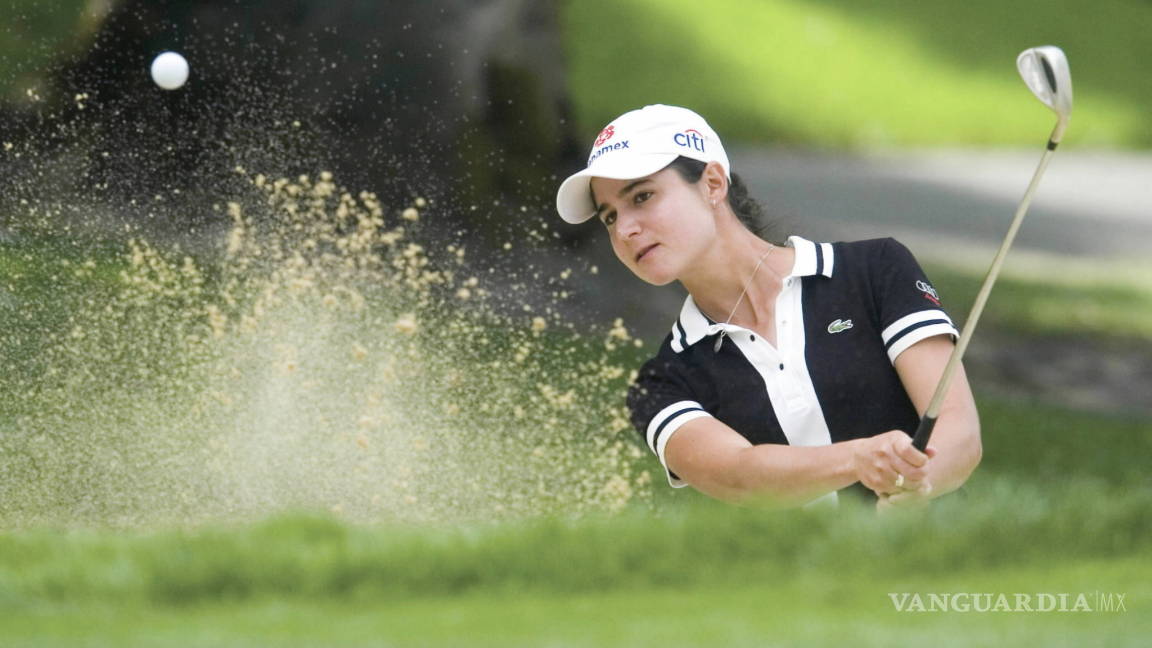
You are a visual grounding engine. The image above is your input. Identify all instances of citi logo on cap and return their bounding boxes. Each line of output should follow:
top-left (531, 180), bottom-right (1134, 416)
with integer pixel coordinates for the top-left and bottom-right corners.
top-left (673, 129), bottom-right (706, 153)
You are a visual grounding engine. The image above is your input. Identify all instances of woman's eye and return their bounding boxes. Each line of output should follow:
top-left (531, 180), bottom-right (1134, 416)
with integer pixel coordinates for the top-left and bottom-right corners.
top-left (602, 212), bottom-right (617, 226)
top-left (634, 191), bottom-right (652, 205)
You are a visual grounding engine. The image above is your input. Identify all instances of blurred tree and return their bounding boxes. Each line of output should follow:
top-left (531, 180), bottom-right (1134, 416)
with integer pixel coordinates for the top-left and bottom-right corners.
top-left (1, 0), bottom-right (581, 241)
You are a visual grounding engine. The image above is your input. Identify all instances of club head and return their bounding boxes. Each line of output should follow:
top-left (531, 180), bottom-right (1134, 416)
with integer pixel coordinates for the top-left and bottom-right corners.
top-left (1017, 46), bottom-right (1073, 141)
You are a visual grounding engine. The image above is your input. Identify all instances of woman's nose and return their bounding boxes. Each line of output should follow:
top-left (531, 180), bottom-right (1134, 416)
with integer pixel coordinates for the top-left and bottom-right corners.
top-left (615, 209), bottom-right (642, 237)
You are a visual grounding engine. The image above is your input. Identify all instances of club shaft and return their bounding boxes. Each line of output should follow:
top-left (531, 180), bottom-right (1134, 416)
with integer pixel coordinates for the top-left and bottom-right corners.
top-left (911, 130), bottom-right (1060, 451)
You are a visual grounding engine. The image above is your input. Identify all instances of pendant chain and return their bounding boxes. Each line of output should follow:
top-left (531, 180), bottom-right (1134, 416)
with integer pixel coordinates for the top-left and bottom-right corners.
top-left (714, 245), bottom-right (775, 353)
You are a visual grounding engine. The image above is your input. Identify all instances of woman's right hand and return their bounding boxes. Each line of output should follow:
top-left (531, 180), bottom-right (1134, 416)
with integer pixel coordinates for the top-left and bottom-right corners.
top-left (851, 430), bottom-right (932, 496)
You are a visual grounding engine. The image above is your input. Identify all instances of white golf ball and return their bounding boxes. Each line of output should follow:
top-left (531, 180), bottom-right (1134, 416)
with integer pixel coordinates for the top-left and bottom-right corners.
top-left (150, 51), bottom-right (189, 90)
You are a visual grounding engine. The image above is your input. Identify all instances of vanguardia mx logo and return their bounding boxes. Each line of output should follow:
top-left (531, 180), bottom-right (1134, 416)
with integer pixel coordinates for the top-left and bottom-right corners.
top-left (888, 591), bottom-right (1128, 613)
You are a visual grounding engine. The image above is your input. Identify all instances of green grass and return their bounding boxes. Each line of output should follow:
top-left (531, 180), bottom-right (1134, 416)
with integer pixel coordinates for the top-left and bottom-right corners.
top-left (3, 478), bottom-right (1150, 600)
top-left (977, 398), bottom-right (1152, 485)
top-left (4, 388), bottom-right (1151, 643)
top-left (926, 256), bottom-right (1152, 341)
top-left (4, 557), bottom-right (1148, 647)
top-left (562, 0), bottom-right (1152, 148)
top-left (1, 474), bottom-right (1149, 646)
top-left (6, 470), bottom-right (1149, 605)
top-left (3, 236), bottom-right (1150, 644)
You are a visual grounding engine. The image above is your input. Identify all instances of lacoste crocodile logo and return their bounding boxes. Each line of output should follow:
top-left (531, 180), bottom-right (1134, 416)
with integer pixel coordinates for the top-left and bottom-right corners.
top-left (827, 319), bottom-right (854, 334)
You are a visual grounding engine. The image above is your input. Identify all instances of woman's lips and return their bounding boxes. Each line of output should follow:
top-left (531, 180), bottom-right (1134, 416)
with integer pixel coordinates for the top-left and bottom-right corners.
top-left (636, 243), bottom-right (659, 262)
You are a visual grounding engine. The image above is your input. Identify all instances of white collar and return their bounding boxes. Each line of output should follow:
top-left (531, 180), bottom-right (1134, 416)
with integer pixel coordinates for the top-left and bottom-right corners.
top-left (670, 236), bottom-right (835, 352)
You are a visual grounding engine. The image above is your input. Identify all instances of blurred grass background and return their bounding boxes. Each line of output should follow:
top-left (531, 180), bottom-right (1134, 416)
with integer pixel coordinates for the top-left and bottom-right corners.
top-left (562, 0), bottom-right (1152, 148)
top-left (0, 1), bottom-right (94, 102)
top-left (2, 492), bottom-right (1151, 642)
top-left (2, 478), bottom-right (1149, 645)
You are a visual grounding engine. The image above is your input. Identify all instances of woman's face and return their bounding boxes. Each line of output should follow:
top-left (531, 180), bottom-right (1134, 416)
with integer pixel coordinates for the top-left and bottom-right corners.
top-left (590, 167), bottom-right (716, 286)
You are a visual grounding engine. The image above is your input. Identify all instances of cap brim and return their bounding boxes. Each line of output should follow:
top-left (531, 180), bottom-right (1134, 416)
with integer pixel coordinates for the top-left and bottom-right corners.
top-left (555, 152), bottom-right (678, 224)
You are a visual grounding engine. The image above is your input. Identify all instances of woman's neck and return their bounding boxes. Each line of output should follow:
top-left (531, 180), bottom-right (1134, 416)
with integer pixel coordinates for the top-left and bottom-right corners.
top-left (681, 230), bottom-right (792, 331)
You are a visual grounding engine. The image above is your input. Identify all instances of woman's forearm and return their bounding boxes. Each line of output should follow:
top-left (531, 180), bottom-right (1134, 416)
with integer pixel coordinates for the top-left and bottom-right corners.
top-left (726, 441), bottom-right (863, 505)
top-left (925, 403), bottom-right (982, 495)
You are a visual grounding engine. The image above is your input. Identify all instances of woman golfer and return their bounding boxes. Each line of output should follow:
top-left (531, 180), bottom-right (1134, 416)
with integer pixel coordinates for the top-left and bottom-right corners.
top-left (556, 105), bottom-right (981, 508)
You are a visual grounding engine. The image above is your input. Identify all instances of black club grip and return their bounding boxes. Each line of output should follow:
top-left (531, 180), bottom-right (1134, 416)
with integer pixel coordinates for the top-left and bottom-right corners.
top-left (911, 414), bottom-right (938, 452)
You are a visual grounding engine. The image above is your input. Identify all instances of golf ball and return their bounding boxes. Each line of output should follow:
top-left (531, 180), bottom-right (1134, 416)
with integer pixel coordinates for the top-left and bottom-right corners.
top-left (150, 51), bottom-right (189, 90)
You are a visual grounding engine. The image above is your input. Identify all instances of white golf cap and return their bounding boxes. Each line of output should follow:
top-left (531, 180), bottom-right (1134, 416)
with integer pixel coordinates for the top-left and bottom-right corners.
top-left (555, 104), bottom-right (731, 224)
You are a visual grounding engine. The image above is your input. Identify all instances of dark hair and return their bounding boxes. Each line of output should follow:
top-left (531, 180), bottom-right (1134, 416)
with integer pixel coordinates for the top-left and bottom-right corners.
top-left (666, 156), bottom-right (774, 241)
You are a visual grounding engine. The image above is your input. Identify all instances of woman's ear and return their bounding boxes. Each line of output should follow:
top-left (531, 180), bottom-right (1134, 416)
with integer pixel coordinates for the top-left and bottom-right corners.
top-left (701, 161), bottom-right (729, 206)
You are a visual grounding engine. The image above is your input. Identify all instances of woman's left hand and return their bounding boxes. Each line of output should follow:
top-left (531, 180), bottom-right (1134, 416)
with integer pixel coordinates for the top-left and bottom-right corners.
top-left (877, 468), bottom-right (934, 512)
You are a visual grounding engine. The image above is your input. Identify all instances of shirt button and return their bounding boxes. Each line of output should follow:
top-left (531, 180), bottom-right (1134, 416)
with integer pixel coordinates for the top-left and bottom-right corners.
top-left (749, 334), bottom-right (756, 342)
top-left (779, 363), bottom-right (785, 371)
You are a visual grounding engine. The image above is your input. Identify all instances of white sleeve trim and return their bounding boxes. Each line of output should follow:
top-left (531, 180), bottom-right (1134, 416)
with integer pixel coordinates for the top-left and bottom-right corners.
top-left (820, 242), bottom-right (835, 277)
top-left (882, 310), bottom-right (958, 364)
top-left (646, 400), bottom-right (712, 488)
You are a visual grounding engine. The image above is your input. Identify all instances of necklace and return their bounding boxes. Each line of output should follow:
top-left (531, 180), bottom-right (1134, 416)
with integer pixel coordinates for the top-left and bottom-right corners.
top-left (714, 245), bottom-right (775, 353)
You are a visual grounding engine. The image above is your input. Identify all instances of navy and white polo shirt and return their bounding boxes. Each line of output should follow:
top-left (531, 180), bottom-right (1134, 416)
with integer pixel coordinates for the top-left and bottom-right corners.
top-left (627, 236), bottom-right (958, 496)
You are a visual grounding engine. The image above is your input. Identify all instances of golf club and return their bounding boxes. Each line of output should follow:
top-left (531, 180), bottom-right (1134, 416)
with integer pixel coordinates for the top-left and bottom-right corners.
top-left (911, 45), bottom-right (1073, 452)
